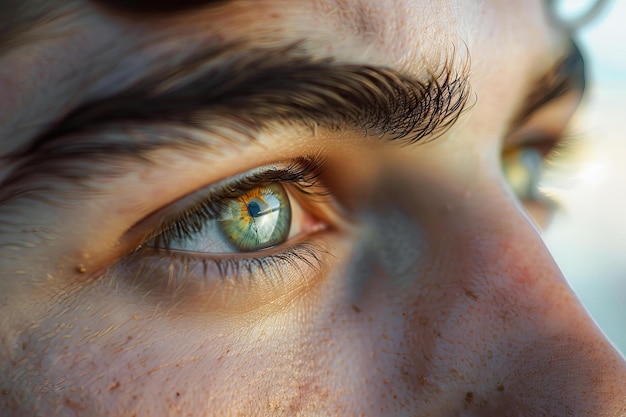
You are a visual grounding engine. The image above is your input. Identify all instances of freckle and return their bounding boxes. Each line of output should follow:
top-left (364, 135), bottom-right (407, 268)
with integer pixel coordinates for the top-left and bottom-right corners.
top-left (21, 342), bottom-right (27, 350)
top-left (419, 316), bottom-right (429, 326)
top-left (176, 392), bottom-right (180, 397)
top-left (464, 288), bottom-right (478, 300)
top-left (418, 375), bottom-right (427, 386)
top-left (464, 391), bottom-right (474, 408)
top-left (497, 384), bottom-right (505, 392)
top-left (351, 304), bottom-right (361, 313)
top-left (383, 379), bottom-right (388, 384)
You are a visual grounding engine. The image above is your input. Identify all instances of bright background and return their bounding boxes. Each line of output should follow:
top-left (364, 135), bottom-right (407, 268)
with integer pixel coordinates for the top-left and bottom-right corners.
top-left (544, 0), bottom-right (626, 354)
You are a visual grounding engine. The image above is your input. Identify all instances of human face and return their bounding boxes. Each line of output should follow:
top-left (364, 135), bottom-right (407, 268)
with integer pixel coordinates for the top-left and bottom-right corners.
top-left (1, 0), bottom-right (625, 415)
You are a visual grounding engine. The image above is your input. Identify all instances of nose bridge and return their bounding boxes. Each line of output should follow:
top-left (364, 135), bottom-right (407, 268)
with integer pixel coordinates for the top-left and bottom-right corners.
top-left (360, 160), bottom-right (626, 414)
top-left (452, 213), bottom-right (626, 414)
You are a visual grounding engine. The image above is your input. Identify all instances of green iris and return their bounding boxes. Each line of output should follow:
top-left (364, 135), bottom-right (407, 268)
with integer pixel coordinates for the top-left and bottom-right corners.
top-left (218, 183), bottom-right (291, 251)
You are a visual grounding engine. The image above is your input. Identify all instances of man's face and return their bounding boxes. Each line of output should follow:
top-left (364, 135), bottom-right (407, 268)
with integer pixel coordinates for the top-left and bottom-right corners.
top-left (1, 0), bottom-right (625, 415)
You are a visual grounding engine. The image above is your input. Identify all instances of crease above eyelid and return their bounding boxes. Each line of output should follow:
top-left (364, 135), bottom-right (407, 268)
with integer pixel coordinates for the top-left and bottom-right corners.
top-left (0, 121), bottom-right (254, 204)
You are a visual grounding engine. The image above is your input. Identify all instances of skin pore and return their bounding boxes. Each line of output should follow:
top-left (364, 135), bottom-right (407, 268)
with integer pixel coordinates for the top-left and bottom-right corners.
top-left (1, 0), bottom-right (626, 416)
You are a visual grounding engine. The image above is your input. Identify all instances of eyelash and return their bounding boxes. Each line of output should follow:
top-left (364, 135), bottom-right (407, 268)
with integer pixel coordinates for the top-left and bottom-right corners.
top-left (123, 156), bottom-right (331, 292)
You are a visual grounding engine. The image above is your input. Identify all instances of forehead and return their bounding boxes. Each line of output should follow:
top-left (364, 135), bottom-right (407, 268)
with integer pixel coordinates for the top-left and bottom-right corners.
top-left (102, 0), bottom-right (556, 67)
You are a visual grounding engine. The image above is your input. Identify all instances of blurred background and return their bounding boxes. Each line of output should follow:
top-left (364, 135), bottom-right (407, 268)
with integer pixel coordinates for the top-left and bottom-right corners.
top-left (545, 0), bottom-right (626, 354)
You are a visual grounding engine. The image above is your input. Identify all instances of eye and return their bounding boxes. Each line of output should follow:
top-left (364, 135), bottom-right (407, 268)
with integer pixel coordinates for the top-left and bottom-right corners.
top-left (501, 143), bottom-right (562, 227)
top-left (147, 182), bottom-right (304, 253)
top-left (139, 157), bottom-right (329, 255)
top-left (115, 157), bottom-right (337, 311)
top-left (502, 147), bottom-right (545, 202)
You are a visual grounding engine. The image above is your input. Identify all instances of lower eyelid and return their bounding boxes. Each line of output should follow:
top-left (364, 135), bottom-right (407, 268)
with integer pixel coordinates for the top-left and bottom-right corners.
top-left (111, 236), bottom-right (334, 314)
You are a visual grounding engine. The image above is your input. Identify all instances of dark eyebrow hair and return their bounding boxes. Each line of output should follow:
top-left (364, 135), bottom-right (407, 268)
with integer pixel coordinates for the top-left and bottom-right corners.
top-left (91, 0), bottom-right (229, 15)
top-left (20, 43), bottom-right (471, 157)
top-left (512, 40), bottom-right (586, 128)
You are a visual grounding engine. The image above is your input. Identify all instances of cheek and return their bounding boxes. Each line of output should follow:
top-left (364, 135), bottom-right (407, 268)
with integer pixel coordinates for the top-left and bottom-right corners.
top-left (3, 282), bottom-right (340, 415)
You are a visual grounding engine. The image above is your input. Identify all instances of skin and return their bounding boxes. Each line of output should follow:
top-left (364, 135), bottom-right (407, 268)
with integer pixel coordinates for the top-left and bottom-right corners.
top-left (1, 0), bottom-right (626, 416)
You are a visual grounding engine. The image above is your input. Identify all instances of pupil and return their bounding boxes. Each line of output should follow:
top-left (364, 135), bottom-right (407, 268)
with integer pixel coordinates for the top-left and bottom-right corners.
top-left (247, 201), bottom-right (262, 217)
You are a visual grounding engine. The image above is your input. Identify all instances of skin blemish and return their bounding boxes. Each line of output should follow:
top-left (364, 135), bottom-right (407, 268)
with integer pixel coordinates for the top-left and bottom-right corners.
top-left (464, 288), bottom-right (478, 300)
top-left (351, 304), bottom-right (361, 313)
top-left (464, 391), bottom-right (474, 408)
top-left (64, 397), bottom-right (85, 411)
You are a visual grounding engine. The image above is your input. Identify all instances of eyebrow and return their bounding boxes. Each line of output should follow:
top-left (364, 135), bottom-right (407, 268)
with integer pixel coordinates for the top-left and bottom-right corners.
top-left (91, 0), bottom-right (229, 15)
top-left (511, 40), bottom-right (586, 128)
top-left (19, 43), bottom-right (471, 158)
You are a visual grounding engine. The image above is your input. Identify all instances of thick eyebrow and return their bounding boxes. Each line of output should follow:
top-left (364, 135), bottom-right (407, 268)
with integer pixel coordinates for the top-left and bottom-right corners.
top-left (21, 43), bottom-right (471, 158)
top-left (91, 0), bottom-right (229, 15)
top-left (511, 40), bottom-right (586, 128)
